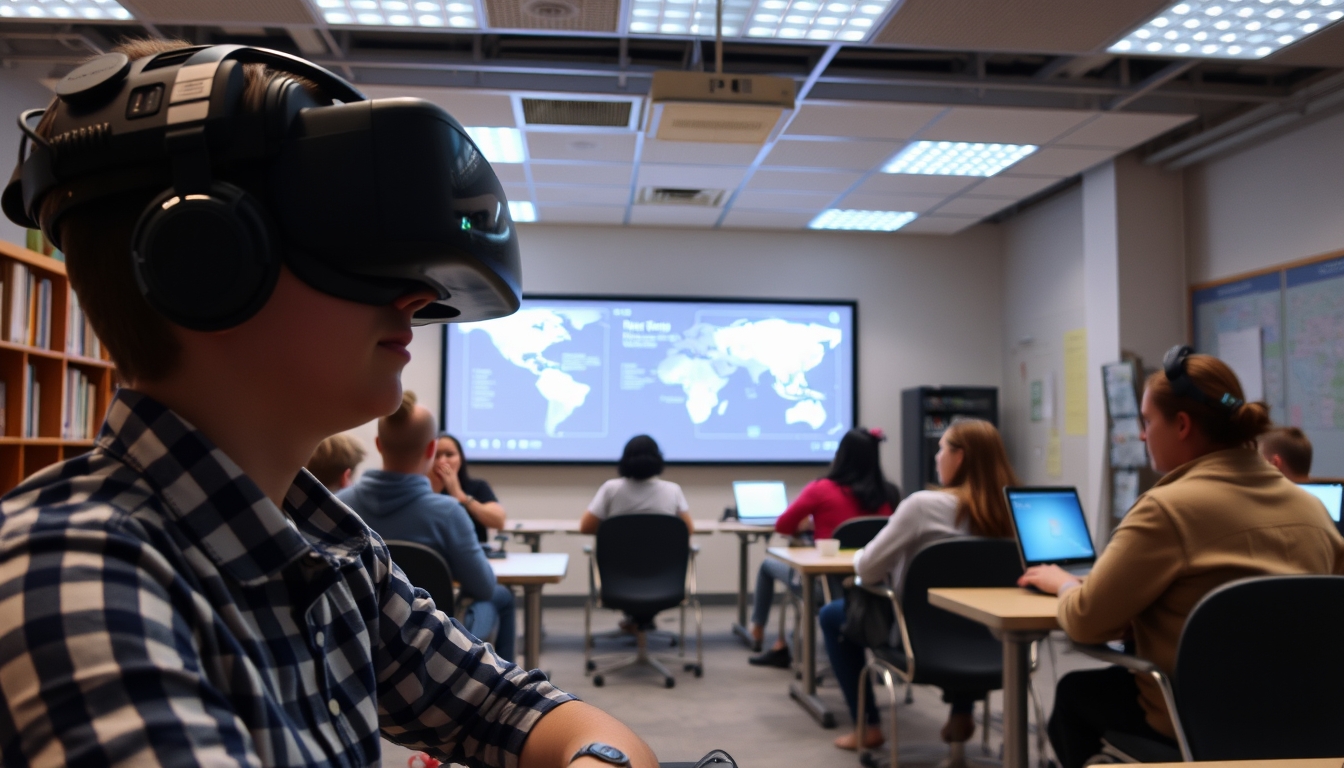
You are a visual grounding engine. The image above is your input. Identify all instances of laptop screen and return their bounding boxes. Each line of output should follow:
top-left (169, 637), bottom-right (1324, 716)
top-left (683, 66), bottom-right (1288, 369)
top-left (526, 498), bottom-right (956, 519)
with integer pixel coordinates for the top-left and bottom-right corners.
top-left (1298, 482), bottom-right (1344, 523)
top-left (1005, 487), bottom-right (1096, 565)
top-left (733, 481), bottom-right (789, 525)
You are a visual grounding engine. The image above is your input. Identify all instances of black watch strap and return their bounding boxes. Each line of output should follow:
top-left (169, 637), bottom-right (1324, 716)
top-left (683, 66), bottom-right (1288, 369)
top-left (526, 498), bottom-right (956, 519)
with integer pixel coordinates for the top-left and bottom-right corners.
top-left (570, 743), bottom-right (631, 766)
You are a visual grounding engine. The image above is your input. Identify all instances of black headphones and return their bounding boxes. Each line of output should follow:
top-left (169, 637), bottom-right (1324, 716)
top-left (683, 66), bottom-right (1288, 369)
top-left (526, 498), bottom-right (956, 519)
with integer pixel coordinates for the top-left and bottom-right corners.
top-left (1162, 344), bottom-right (1245, 411)
top-left (5, 44), bottom-right (522, 332)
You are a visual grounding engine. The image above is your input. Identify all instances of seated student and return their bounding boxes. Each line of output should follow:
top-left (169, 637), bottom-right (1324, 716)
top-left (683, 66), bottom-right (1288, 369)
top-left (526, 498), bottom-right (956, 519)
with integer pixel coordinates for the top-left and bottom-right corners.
top-left (748, 427), bottom-right (898, 668)
top-left (340, 392), bottom-right (518, 662)
top-left (0, 38), bottom-right (654, 767)
top-left (820, 418), bottom-right (1018, 751)
top-left (1258, 425), bottom-right (1313, 483)
top-left (430, 432), bottom-right (507, 543)
top-left (579, 434), bottom-right (693, 536)
top-left (307, 432), bottom-right (367, 492)
top-left (1020, 348), bottom-right (1344, 768)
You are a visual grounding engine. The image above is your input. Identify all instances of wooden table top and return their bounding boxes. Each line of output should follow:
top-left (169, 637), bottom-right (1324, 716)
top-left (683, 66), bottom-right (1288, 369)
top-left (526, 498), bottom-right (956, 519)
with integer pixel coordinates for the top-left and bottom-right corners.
top-left (713, 521), bottom-right (777, 534)
top-left (489, 552), bottom-right (569, 584)
top-left (1144, 760), bottom-right (1343, 768)
top-left (506, 518), bottom-right (718, 535)
top-left (926, 587), bottom-right (1060, 632)
top-left (765, 546), bottom-right (857, 574)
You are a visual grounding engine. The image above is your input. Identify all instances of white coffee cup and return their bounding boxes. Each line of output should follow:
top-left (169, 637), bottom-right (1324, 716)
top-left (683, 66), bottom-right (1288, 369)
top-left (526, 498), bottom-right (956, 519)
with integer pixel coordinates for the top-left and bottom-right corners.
top-left (816, 538), bottom-right (841, 557)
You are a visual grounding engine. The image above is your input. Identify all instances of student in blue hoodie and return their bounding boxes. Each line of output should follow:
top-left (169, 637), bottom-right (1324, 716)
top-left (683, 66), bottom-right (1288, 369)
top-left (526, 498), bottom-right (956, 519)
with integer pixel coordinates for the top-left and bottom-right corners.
top-left (339, 390), bottom-right (517, 662)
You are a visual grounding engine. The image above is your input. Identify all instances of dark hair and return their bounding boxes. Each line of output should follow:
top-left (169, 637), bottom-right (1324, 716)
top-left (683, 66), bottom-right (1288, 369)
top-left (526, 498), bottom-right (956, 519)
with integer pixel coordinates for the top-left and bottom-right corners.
top-left (827, 427), bottom-right (899, 513)
top-left (438, 432), bottom-right (473, 484)
top-left (618, 434), bottom-right (664, 480)
top-left (1144, 353), bottom-right (1272, 448)
top-left (1258, 426), bottom-right (1313, 476)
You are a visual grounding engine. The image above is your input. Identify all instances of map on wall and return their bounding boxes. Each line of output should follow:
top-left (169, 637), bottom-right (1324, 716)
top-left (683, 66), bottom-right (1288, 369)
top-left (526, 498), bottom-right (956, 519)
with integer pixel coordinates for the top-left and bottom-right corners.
top-left (1192, 272), bottom-right (1285, 422)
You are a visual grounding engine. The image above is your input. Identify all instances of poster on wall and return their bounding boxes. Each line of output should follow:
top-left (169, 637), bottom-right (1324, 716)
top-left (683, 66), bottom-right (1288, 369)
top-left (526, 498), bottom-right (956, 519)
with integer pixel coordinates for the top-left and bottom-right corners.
top-left (1192, 273), bottom-right (1284, 421)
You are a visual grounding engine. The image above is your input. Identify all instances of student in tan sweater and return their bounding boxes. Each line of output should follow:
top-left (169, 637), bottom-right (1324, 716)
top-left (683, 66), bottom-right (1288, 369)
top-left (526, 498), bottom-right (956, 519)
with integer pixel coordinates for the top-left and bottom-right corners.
top-left (1019, 348), bottom-right (1344, 768)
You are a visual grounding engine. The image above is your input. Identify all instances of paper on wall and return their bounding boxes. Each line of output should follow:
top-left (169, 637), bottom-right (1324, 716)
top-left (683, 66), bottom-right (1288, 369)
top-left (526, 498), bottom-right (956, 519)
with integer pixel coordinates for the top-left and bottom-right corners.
top-left (1064, 329), bottom-right (1088, 436)
top-left (1217, 326), bottom-right (1264, 402)
top-left (1046, 428), bottom-right (1062, 477)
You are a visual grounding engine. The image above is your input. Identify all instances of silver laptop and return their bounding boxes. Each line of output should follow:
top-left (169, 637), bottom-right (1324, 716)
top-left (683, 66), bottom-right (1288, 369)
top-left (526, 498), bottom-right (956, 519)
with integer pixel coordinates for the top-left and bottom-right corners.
top-left (1005, 486), bottom-right (1097, 577)
top-left (733, 481), bottom-right (789, 527)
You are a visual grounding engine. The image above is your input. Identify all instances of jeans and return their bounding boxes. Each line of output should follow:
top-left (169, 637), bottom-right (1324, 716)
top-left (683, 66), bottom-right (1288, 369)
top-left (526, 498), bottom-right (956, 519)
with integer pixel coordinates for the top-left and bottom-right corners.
top-left (462, 584), bottom-right (517, 663)
top-left (751, 559), bottom-right (799, 629)
top-left (1048, 666), bottom-right (1177, 768)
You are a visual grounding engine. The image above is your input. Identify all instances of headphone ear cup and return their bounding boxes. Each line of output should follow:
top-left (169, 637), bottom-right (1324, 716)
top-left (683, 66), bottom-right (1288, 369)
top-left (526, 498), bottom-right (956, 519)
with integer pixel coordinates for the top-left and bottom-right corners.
top-left (131, 183), bottom-right (280, 331)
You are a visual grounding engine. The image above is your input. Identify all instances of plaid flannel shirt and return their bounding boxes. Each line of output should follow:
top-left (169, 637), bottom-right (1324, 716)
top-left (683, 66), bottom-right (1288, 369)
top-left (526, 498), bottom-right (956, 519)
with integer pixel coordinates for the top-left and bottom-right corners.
top-left (0, 390), bottom-right (575, 768)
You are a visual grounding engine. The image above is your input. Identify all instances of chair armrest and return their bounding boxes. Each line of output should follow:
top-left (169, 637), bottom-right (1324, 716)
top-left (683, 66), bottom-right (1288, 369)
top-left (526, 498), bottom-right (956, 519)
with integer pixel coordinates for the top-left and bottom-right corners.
top-left (1066, 641), bottom-right (1159, 675)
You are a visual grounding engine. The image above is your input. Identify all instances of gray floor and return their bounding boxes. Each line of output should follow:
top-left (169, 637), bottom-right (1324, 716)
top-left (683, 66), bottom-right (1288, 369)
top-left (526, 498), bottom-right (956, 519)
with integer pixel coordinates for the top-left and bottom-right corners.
top-left (381, 604), bottom-right (1107, 768)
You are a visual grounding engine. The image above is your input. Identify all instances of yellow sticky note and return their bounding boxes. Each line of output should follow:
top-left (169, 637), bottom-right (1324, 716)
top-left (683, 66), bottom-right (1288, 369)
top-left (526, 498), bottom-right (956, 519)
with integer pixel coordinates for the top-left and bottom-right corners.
top-left (1046, 428), bottom-right (1062, 476)
top-left (1064, 328), bottom-right (1088, 436)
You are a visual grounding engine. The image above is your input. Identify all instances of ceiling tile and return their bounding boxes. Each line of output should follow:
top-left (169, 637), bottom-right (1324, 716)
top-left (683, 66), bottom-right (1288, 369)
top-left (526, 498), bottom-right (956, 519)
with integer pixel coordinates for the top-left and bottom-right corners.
top-left (899, 215), bottom-right (982, 235)
top-left (850, 173), bottom-right (978, 196)
top-left (762, 139), bottom-right (905, 171)
top-left (922, 107), bottom-right (1097, 145)
top-left (482, 0), bottom-right (618, 32)
top-left (837, 193), bottom-right (947, 214)
top-left (359, 86), bottom-right (517, 127)
top-left (641, 140), bottom-right (762, 166)
top-left (628, 206), bottom-right (724, 226)
top-left (527, 132), bottom-right (636, 162)
top-left (933, 196), bottom-right (1016, 216)
top-left (785, 102), bottom-right (946, 140)
top-left (493, 164), bottom-right (528, 184)
top-left (873, 0), bottom-right (1169, 54)
top-left (537, 205), bottom-right (627, 224)
top-left (747, 169), bottom-right (865, 193)
top-left (636, 164), bottom-right (750, 190)
top-left (535, 185), bottom-right (631, 205)
top-left (721, 210), bottom-right (817, 229)
top-left (531, 163), bottom-right (632, 186)
top-left (1008, 147), bottom-right (1117, 177)
top-left (121, 0), bottom-right (315, 24)
top-left (966, 174), bottom-right (1065, 198)
top-left (1054, 112), bottom-right (1196, 150)
top-left (732, 189), bottom-right (836, 210)
top-left (503, 183), bottom-right (532, 202)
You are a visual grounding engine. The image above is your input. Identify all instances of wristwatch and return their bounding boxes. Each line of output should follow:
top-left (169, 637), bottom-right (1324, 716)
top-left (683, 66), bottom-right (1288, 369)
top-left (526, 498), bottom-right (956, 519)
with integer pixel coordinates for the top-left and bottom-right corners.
top-left (570, 743), bottom-right (630, 766)
top-left (461, 494), bottom-right (476, 505)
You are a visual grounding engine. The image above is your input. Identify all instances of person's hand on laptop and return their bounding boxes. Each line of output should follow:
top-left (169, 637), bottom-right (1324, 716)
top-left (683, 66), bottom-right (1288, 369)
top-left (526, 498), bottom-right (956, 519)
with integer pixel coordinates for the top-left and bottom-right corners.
top-left (1018, 565), bottom-right (1082, 596)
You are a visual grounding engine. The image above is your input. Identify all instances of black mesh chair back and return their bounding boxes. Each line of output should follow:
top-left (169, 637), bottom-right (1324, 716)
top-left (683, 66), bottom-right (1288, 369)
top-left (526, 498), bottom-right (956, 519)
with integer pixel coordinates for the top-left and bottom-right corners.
top-left (1175, 574), bottom-right (1344, 761)
top-left (595, 513), bottom-right (690, 623)
top-left (899, 538), bottom-right (1022, 693)
top-left (832, 516), bottom-right (889, 550)
top-left (386, 540), bottom-right (455, 617)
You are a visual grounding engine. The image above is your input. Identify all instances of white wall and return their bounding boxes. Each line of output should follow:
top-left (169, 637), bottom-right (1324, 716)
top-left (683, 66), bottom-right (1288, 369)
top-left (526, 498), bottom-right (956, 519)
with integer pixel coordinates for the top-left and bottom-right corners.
top-left (349, 222), bottom-right (1007, 594)
top-left (0, 66), bottom-right (57, 246)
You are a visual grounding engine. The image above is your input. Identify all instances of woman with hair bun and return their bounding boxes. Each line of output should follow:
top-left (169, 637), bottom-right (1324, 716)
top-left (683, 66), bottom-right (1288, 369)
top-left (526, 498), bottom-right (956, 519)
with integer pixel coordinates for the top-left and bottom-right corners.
top-left (1021, 347), bottom-right (1344, 768)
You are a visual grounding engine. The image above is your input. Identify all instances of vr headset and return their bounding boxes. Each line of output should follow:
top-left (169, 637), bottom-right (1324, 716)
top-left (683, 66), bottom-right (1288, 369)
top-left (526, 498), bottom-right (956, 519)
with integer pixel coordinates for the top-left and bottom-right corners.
top-left (2, 44), bottom-right (521, 331)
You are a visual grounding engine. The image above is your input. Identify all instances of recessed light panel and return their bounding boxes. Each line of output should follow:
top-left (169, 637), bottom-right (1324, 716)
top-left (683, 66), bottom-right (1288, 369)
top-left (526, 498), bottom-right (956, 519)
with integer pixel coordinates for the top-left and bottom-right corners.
top-left (627, 0), bottom-right (892, 40)
top-left (808, 209), bottom-right (917, 231)
top-left (883, 141), bottom-right (1038, 177)
top-left (1109, 0), bottom-right (1344, 59)
top-left (463, 127), bottom-right (525, 163)
top-left (315, 0), bottom-right (478, 28)
top-left (509, 201), bottom-right (537, 222)
top-left (0, 0), bottom-right (132, 20)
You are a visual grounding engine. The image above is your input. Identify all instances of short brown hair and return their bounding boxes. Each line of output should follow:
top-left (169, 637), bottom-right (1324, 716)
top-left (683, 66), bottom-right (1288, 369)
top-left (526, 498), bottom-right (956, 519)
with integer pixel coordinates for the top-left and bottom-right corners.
top-left (37, 39), bottom-right (325, 383)
top-left (307, 433), bottom-right (367, 491)
top-left (1144, 354), bottom-right (1272, 448)
top-left (1258, 426), bottom-right (1312, 477)
top-left (942, 418), bottom-right (1020, 538)
top-left (377, 391), bottom-right (435, 463)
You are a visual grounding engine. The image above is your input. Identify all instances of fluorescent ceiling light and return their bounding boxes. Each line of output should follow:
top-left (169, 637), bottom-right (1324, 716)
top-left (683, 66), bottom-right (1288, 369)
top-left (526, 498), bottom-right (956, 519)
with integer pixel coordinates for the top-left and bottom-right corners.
top-left (883, 141), bottom-right (1037, 177)
top-left (627, 0), bottom-right (892, 41)
top-left (809, 209), bottom-right (916, 231)
top-left (0, 0), bottom-right (133, 19)
top-left (463, 127), bottom-right (524, 163)
top-left (1109, 0), bottom-right (1344, 59)
top-left (509, 201), bottom-right (537, 223)
top-left (314, 0), bottom-right (478, 28)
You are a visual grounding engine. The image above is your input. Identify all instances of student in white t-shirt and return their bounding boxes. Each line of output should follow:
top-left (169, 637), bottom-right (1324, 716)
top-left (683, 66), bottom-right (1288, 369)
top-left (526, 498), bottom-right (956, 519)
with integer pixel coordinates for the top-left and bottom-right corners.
top-left (579, 434), bottom-right (693, 535)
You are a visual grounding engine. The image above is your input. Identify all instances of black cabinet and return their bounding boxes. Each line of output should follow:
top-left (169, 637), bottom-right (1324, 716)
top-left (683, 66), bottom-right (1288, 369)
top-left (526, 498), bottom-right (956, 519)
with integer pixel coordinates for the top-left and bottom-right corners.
top-left (901, 386), bottom-right (998, 495)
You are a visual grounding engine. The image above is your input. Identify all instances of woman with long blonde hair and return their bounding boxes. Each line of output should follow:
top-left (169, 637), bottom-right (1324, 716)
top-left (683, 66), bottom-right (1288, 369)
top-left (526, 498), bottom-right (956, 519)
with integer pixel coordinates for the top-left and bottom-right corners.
top-left (821, 417), bottom-right (1019, 751)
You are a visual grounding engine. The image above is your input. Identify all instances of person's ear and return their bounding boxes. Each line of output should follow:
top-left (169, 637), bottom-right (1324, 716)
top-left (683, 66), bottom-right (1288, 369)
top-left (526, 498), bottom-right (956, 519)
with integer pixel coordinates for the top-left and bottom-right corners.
top-left (1268, 454), bottom-right (1286, 472)
top-left (374, 436), bottom-right (384, 455)
top-left (1174, 411), bottom-right (1194, 441)
top-left (423, 439), bottom-right (436, 460)
top-left (339, 467), bottom-right (353, 489)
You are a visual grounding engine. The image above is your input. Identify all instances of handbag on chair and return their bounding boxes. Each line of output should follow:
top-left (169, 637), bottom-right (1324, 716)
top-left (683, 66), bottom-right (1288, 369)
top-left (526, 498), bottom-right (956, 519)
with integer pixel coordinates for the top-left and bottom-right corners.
top-left (840, 582), bottom-right (896, 649)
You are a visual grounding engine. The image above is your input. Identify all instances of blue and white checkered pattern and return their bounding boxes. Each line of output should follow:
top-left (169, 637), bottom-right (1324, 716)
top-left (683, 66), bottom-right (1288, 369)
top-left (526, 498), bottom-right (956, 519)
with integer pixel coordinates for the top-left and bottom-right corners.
top-left (0, 389), bottom-right (574, 767)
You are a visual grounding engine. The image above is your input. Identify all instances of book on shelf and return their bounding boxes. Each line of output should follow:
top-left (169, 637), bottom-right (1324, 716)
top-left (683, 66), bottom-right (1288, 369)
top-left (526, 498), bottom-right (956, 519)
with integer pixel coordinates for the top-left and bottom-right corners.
top-left (2, 263), bottom-right (54, 350)
top-left (66, 292), bottom-right (102, 359)
top-left (63, 368), bottom-right (99, 440)
top-left (24, 362), bottom-right (39, 438)
top-left (0, 380), bottom-right (6, 436)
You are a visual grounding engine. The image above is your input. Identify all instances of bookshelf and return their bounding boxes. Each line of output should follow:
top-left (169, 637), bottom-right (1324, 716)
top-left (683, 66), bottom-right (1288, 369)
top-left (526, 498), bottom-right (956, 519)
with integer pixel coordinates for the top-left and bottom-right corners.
top-left (0, 238), bottom-right (115, 495)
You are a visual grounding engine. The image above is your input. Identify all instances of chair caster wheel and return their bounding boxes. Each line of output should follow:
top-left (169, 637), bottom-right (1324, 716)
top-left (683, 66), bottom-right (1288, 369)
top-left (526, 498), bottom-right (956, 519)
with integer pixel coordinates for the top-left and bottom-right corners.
top-left (585, 660), bottom-right (595, 672)
top-left (592, 675), bottom-right (604, 687)
top-left (859, 752), bottom-right (879, 768)
top-left (684, 663), bottom-right (702, 677)
top-left (664, 677), bottom-right (675, 689)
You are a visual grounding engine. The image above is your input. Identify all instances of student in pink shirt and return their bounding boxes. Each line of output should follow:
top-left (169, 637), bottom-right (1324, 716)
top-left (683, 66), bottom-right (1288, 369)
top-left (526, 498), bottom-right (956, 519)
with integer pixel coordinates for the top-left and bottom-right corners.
top-left (747, 427), bottom-right (899, 667)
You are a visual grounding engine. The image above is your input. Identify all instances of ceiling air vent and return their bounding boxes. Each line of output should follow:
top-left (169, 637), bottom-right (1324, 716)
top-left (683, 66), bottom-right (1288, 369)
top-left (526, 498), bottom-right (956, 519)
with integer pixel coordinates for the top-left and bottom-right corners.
top-left (522, 98), bottom-right (633, 127)
top-left (637, 187), bottom-right (725, 207)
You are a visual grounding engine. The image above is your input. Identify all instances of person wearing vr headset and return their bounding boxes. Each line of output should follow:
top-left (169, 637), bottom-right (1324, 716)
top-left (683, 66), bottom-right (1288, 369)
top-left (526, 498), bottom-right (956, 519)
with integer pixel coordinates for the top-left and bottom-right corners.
top-left (0, 40), bottom-right (656, 768)
top-left (1019, 346), bottom-right (1344, 768)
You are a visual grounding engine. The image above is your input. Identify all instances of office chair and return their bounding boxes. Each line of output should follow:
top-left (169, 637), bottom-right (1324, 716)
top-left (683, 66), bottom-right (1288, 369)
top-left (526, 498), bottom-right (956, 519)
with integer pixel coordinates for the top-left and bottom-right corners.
top-left (385, 540), bottom-right (498, 646)
top-left (1075, 574), bottom-right (1344, 763)
top-left (583, 513), bottom-right (703, 688)
top-left (854, 538), bottom-right (1045, 768)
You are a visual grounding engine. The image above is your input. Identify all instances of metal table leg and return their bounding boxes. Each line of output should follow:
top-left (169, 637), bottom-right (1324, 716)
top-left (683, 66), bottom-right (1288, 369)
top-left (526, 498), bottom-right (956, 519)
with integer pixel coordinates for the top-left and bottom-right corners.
top-left (731, 532), bottom-right (756, 647)
top-left (1002, 630), bottom-right (1047, 768)
top-left (523, 583), bottom-right (543, 671)
top-left (788, 568), bottom-right (836, 728)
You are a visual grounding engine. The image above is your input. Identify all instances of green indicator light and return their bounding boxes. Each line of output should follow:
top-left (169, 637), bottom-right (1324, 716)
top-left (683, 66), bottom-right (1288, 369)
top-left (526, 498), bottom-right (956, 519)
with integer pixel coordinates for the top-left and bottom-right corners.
top-left (461, 217), bottom-right (472, 230)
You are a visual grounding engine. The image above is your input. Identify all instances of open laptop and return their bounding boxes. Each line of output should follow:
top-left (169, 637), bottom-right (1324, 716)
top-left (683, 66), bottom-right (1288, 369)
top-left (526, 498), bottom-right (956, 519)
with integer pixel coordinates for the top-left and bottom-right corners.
top-left (733, 481), bottom-right (789, 527)
top-left (1298, 482), bottom-right (1344, 529)
top-left (1005, 486), bottom-right (1097, 577)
